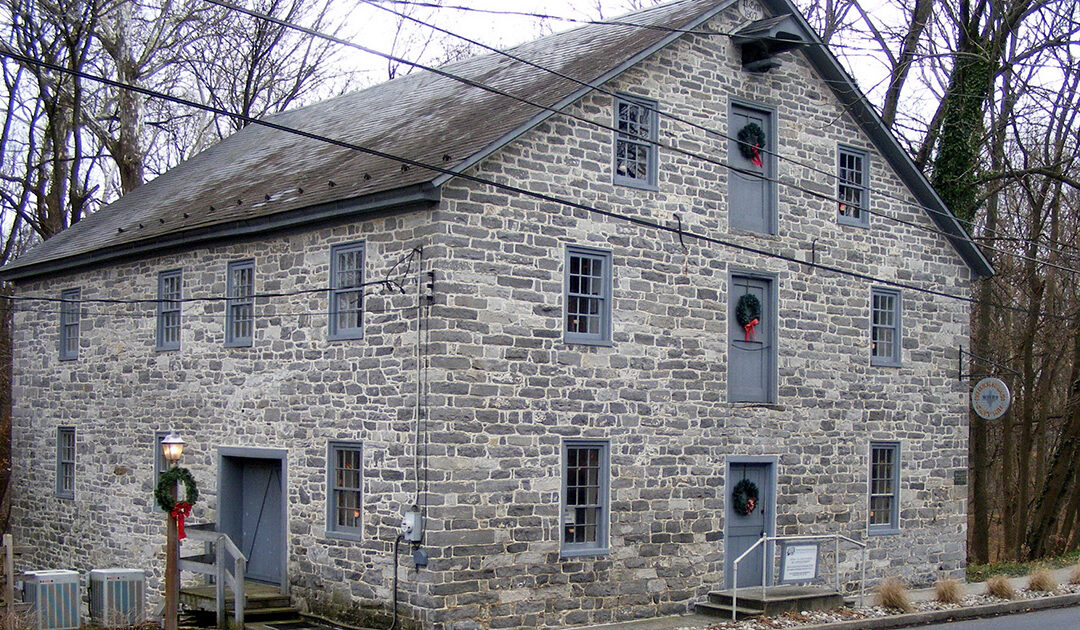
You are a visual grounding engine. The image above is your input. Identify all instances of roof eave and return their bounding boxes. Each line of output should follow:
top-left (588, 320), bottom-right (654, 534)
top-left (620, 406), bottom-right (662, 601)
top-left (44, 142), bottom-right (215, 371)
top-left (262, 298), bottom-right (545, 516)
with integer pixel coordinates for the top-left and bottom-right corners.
top-left (761, 0), bottom-right (993, 279)
top-left (0, 183), bottom-right (440, 283)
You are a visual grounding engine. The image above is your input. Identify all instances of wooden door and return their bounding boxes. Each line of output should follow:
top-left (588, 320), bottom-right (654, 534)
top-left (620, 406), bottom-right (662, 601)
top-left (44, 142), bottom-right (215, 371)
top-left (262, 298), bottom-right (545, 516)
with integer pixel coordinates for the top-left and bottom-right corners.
top-left (240, 460), bottom-right (283, 584)
top-left (729, 105), bottom-right (774, 234)
top-left (730, 276), bottom-right (773, 403)
top-left (725, 462), bottom-right (773, 588)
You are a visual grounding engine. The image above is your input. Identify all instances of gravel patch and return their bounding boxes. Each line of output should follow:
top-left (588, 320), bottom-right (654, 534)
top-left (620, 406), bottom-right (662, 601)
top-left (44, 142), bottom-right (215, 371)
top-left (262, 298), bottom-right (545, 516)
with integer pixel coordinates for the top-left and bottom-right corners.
top-left (680, 583), bottom-right (1080, 630)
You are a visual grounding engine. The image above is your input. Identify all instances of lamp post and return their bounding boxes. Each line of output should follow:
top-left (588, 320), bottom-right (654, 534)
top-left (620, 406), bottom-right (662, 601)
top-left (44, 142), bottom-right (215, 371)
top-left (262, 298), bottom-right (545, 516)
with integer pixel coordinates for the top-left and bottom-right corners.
top-left (161, 433), bottom-right (185, 630)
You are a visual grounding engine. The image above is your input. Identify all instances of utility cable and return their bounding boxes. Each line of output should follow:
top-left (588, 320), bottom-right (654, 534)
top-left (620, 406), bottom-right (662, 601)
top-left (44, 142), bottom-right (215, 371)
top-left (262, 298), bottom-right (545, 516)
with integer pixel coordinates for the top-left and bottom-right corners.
top-left (2, 47), bottom-right (1074, 323)
top-left (204, 0), bottom-right (1074, 278)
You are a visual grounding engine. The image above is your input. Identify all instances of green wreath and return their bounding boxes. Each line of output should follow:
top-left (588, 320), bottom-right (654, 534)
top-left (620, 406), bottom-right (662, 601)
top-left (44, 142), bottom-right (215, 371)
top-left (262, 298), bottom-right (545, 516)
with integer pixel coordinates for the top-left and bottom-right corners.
top-left (155, 467), bottom-right (199, 512)
top-left (736, 293), bottom-right (761, 328)
top-left (737, 123), bottom-right (766, 165)
top-left (732, 479), bottom-right (759, 516)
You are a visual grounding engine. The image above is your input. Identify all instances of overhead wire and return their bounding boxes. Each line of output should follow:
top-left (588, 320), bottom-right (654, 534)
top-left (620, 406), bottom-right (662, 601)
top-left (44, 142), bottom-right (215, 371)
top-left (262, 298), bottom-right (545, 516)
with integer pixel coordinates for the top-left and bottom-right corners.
top-left (206, 0), bottom-right (1077, 277)
top-left (0, 47), bottom-right (1073, 323)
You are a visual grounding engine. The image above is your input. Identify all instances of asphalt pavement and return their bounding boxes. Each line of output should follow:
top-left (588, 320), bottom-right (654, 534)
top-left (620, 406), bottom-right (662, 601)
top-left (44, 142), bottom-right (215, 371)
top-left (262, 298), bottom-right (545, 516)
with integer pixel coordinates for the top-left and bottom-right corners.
top-left (915, 605), bottom-right (1080, 629)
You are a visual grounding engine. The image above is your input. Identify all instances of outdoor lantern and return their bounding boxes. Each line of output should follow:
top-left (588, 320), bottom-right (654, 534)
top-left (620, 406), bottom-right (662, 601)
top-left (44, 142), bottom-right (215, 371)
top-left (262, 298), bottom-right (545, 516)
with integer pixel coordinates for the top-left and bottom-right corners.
top-left (161, 432), bottom-right (185, 465)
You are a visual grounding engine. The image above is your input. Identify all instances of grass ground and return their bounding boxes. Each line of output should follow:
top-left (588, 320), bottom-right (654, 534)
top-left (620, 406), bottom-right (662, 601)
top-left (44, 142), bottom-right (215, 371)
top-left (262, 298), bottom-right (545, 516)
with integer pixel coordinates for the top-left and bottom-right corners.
top-left (967, 549), bottom-right (1080, 582)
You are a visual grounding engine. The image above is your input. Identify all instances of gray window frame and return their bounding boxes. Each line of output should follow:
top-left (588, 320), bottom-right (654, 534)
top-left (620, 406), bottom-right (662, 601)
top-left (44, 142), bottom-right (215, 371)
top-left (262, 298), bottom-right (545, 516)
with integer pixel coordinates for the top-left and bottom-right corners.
top-left (56, 427), bottom-right (75, 499)
top-left (59, 288), bottom-right (80, 361)
top-left (225, 259), bottom-right (254, 347)
top-left (328, 242), bottom-right (365, 341)
top-left (838, 145), bottom-right (870, 227)
top-left (156, 269), bottom-right (182, 351)
top-left (613, 94), bottom-right (659, 190)
top-left (868, 441), bottom-right (901, 535)
top-left (561, 439), bottom-right (611, 557)
top-left (870, 287), bottom-right (902, 367)
top-left (564, 246), bottom-right (613, 346)
top-left (153, 430), bottom-right (170, 481)
top-left (326, 441), bottom-right (364, 540)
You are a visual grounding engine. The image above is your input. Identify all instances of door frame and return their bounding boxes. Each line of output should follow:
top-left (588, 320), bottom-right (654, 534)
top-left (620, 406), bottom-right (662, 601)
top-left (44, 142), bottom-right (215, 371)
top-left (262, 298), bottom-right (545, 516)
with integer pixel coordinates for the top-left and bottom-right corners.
top-left (217, 447), bottom-right (289, 594)
top-left (724, 456), bottom-right (777, 589)
top-left (727, 98), bottom-right (778, 235)
top-left (728, 269), bottom-right (779, 404)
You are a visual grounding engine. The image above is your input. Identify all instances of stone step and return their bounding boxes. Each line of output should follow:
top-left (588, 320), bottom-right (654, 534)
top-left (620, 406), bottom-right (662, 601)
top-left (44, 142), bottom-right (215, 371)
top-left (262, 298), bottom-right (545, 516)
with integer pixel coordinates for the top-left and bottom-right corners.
top-left (705, 586), bottom-right (845, 616)
top-left (241, 606), bottom-right (303, 623)
top-left (694, 600), bottom-right (763, 620)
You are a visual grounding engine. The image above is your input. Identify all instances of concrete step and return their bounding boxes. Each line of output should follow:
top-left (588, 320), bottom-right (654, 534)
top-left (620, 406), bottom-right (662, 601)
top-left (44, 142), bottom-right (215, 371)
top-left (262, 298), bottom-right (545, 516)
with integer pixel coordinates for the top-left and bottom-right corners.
top-left (703, 585), bottom-right (845, 616)
top-left (694, 600), bottom-right (763, 619)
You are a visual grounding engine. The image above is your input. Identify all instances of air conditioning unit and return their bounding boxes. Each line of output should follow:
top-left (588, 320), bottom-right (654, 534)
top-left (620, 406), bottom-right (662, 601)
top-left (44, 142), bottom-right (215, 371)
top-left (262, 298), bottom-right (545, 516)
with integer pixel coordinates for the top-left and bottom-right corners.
top-left (22, 570), bottom-right (81, 630)
top-left (89, 568), bottom-right (145, 626)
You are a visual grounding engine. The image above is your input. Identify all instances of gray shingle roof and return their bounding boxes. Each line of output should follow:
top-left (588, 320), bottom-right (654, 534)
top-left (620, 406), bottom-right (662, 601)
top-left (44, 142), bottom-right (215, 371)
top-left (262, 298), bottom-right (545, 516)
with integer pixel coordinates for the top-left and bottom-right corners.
top-left (2, 0), bottom-right (991, 279)
top-left (2, 0), bottom-right (727, 279)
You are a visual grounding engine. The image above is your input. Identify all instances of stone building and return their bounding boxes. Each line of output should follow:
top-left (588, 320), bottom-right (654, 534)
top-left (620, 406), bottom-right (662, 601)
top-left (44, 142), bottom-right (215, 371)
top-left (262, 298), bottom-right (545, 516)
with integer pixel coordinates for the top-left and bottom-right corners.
top-left (2, 0), bottom-right (991, 627)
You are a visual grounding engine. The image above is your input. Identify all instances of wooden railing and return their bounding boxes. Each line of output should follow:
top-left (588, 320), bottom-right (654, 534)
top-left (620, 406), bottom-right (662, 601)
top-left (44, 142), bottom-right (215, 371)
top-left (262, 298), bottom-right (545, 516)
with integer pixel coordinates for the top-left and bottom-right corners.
top-left (178, 524), bottom-right (246, 629)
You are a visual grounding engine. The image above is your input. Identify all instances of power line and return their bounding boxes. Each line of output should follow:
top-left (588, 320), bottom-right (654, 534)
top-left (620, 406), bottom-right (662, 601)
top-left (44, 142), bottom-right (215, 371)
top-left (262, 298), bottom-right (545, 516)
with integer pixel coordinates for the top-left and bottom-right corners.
top-left (2, 47), bottom-right (1073, 324)
top-left (207, 0), bottom-right (1076, 278)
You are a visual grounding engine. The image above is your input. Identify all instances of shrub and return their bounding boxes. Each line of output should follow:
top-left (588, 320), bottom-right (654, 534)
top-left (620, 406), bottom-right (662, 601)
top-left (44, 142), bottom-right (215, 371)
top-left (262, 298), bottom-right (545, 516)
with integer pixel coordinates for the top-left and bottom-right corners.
top-left (1028, 567), bottom-right (1057, 592)
top-left (934, 578), bottom-right (962, 604)
top-left (875, 577), bottom-right (913, 613)
top-left (986, 575), bottom-right (1016, 599)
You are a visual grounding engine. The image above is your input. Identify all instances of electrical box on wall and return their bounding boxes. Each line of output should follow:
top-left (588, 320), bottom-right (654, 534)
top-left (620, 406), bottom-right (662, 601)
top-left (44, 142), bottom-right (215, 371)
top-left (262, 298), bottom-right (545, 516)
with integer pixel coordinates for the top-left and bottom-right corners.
top-left (400, 510), bottom-right (423, 543)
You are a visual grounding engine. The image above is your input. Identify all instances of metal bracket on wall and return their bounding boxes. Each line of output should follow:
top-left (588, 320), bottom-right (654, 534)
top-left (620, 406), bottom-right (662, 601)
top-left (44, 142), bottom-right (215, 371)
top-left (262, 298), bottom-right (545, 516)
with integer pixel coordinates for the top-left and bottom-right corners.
top-left (958, 345), bottom-right (1020, 382)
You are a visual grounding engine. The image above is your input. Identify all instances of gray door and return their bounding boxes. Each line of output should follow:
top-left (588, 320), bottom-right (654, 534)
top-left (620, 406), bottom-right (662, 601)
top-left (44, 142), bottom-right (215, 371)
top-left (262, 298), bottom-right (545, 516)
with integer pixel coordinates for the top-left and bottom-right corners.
top-left (725, 462), bottom-right (773, 588)
top-left (220, 457), bottom-right (284, 585)
top-left (729, 105), bottom-right (774, 233)
top-left (729, 276), bottom-right (773, 403)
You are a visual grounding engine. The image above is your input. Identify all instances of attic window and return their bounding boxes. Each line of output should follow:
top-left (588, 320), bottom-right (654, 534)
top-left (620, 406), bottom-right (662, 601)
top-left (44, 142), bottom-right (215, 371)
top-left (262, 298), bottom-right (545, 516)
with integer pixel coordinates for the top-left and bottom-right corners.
top-left (731, 14), bottom-right (806, 73)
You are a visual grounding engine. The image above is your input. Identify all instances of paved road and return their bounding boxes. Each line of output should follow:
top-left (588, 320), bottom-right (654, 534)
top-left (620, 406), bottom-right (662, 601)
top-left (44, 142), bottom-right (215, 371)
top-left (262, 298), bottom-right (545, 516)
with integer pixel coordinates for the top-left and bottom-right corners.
top-left (917, 605), bottom-right (1080, 629)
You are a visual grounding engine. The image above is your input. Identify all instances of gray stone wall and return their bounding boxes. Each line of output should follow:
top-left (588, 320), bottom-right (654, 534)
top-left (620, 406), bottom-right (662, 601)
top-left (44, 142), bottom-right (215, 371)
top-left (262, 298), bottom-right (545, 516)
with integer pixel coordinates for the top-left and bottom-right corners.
top-left (9, 4), bottom-right (970, 630)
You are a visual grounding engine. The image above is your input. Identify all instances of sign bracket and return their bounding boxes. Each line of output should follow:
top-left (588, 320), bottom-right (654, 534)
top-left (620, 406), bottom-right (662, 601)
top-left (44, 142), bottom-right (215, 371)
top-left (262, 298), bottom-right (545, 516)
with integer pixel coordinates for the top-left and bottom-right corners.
top-left (958, 346), bottom-right (1020, 382)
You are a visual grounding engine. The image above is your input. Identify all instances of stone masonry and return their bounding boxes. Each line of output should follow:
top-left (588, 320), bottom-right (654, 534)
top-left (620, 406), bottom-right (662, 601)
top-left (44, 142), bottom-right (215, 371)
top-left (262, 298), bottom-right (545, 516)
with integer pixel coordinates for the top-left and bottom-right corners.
top-left (10, 2), bottom-right (971, 629)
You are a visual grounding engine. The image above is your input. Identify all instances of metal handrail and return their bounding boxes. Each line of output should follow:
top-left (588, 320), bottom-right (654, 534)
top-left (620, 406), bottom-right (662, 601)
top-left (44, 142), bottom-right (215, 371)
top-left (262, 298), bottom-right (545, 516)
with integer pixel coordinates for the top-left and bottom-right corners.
top-left (731, 533), bottom-right (867, 620)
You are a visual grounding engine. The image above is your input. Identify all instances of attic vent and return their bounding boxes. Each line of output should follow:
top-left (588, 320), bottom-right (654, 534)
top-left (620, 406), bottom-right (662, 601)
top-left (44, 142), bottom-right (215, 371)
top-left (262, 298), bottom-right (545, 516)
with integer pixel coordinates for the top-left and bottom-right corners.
top-left (731, 14), bottom-right (806, 73)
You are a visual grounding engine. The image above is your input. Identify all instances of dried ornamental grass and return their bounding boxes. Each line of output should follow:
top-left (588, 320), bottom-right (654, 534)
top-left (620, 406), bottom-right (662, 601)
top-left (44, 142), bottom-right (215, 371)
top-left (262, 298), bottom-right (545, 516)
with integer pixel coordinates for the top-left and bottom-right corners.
top-left (875, 576), bottom-right (914, 613)
top-left (1070, 565), bottom-right (1080, 585)
top-left (934, 578), bottom-right (963, 604)
top-left (985, 575), bottom-right (1016, 599)
top-left (1028, 567), bottom-right (1058, 592)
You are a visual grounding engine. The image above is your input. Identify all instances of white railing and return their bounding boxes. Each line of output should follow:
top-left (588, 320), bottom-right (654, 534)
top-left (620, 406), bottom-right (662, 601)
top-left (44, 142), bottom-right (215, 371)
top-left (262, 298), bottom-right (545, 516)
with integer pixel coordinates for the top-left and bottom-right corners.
top-left (731, 533), bottom-right (866, 620)
top-left (178, 525), bottom-right (247, 630)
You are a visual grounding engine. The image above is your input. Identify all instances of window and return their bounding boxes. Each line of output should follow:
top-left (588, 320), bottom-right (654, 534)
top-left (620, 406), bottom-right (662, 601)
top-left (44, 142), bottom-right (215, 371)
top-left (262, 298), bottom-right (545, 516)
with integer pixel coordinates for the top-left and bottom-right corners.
top-left (59, 288), bottom-right (80, 360)
top-left (729, 274), bottom-right (776, 403)
top-left (226, 260), bottom-right (254, 347)
top-left (564, 246), bottom-right (612, 345)
top-left (327, 442), bottom-right (363, 538)
top-left (871, 288), bottom-right (901, 366)
top-left (153, 431), bottom-right (170, 481)
top-left (562, 440), bottom-right (609, 556)
top-left (56, 427), bottom-right (75, 498)
top-left (729, 104), bottom-right (776, 234)
top-left (869, 442), bottom-right (900, 533)
top-left (613, 95), bottom-right (658, 188)
top-left (329, 243), bottom-right (364, 340)
top-left (157, 270), bottom-right (182, 351)
top-left (838, 147), bottom-right (869, 226)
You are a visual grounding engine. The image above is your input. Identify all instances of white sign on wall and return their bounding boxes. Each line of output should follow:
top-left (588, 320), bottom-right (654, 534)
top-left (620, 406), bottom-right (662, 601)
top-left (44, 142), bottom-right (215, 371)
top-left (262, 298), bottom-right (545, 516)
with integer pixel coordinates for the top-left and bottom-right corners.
top-left (780, 542), bottom-right (819, 583)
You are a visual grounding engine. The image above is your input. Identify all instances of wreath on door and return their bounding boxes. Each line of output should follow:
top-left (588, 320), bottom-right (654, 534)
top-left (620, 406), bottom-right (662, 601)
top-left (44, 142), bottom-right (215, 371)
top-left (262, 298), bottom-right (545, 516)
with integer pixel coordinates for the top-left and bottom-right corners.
top-left (737, 123), bottom-right (766, 167)
top-left (736, 293), bottom-right (761, 341)
top-left (732, 479), bottom-right (759, 516)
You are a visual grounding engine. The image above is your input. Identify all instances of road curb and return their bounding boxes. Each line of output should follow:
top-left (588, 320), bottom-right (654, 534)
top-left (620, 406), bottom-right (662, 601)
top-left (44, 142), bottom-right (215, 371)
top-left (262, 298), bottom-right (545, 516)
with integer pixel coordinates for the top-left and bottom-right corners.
top-left (796, 592), bottom-right (1080, 629)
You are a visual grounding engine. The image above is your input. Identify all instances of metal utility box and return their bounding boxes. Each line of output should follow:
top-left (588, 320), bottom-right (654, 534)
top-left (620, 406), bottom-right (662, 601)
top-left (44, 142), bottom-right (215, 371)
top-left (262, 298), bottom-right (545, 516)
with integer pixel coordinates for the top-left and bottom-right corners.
top-left (89, 568), bottom-right (145, 625)
top-left (22, 570), bottom-right (81, 630)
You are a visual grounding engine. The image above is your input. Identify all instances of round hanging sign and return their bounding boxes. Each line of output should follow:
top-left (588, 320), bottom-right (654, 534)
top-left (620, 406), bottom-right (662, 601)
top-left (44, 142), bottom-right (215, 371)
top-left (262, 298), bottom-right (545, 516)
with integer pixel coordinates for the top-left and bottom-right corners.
top-left (971, 377), bottom-right (1010, 420)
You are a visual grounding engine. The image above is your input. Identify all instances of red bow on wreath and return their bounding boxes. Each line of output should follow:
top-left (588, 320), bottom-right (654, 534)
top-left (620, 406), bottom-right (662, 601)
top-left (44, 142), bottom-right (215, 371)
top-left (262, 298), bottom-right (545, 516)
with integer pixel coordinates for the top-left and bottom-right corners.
top-left (750, 145), bottom-right (763, 168)
top-left (171, 502), bottom-right (192, 540)
top-left (744, 318), bottom-right (759, 341)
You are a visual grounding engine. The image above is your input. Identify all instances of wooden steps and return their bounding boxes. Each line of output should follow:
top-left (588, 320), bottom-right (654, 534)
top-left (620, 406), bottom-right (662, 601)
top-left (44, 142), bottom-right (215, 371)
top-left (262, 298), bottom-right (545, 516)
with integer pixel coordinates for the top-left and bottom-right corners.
top-left (181, 582), bottom-right (301, 626)
top-left (695, 585), bottom-right (845, 619)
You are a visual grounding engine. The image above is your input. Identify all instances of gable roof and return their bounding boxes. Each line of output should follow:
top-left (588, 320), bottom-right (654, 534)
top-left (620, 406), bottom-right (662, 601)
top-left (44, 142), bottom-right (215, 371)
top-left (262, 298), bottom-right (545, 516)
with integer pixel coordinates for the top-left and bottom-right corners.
top-left (1, 0), bottom-right (991, 281)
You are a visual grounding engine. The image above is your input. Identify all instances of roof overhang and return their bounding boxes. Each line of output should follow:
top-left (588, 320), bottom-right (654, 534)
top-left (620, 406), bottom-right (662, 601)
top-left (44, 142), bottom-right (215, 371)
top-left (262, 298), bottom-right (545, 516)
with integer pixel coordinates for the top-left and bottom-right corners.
top-left (0, 184), bottom-right (440, 283)
top-left (732, 14), bottom-right (807, 72)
